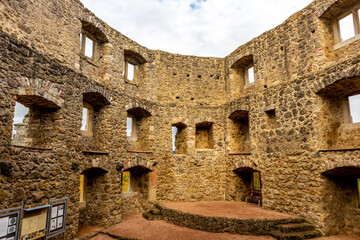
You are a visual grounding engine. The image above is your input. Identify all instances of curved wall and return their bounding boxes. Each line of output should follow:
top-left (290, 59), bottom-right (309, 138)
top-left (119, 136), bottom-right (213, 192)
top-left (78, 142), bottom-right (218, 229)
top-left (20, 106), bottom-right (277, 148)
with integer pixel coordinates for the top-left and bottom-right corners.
top-left (0, 0), bottom-right (360, 238)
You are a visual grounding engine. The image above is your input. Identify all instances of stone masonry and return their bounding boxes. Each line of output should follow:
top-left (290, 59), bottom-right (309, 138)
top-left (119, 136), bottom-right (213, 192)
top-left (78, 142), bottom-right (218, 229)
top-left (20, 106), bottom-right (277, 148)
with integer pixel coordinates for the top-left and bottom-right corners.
top-left (0, 0), bottom-right (360, 239)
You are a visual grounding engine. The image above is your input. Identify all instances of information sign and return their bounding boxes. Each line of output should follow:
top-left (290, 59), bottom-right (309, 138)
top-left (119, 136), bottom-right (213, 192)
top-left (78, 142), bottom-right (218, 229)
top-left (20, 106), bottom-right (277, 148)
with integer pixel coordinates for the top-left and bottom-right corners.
top-left (0, 206), bottom-right (23, 240)
top-left (45, 197), bottom-right (67, 240)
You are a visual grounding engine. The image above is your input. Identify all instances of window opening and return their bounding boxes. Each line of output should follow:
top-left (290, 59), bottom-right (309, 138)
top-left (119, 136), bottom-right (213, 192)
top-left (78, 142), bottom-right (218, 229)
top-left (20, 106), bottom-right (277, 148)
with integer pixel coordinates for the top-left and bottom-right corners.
top-left (265, 109), bottom-right (276, 129)
top-left (172, 126), bottom-right (177, 153)
top-left (81, 108), bottom-right (88, 131)
top-left (79, 174), bottom-right (85, 202)
top-left (80, 32), bottom-right (98, 60)
top-left (339, 13), bottom-right (355, 41)
top-left (80, 102), bottom-right (93, 135)
top-left (121, 171), bottom-right (131, 193)
top-left (247, 66), bottom-right (255, 84)
top-left (349, 94), bottom-right (360, 123)
top-left (12, 102), bottom-right (29, 139)
top-left (126, 117), bottom-right (134, 137)
top-left (171, 123), bottom-right (187, 154)
top-left (84, 36), bottom-right (94, 58)
top-left (195, 122), bottom-right (214, 150)
top-left (127, 63), bottom-right (135, 81)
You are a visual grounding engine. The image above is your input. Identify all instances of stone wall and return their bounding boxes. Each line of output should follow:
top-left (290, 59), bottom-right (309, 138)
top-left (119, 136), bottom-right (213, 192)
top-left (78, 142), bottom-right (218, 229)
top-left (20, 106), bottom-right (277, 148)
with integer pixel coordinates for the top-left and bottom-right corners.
top-left (0, 0), bottom-right (360, 238)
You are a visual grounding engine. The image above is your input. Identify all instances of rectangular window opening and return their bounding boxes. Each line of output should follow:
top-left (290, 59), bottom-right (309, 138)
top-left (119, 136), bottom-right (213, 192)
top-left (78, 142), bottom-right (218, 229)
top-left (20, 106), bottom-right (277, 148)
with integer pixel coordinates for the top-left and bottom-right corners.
top-left (127, 63), bottom-right (135, 81)
top-left (81, 108), bottom-right (88, 131)
top-left (122, 171), bottom-right (131, 193)
top-left (265, 109), bottom-right (276, 129)
top-left (195, 123), bottom-right (214, 150)
top-left (247, 66), bottom-right (255, 84)
top-left (349, 94), bottom-right (360, 123)
top-left (172, 126), bottom-right (177, 153)
top-left (12, 102), bottom-right (29, 140)
top-left (126, 117), bottom-right (134, 137)
top-left (79, 174), bottom-right (85, 202)
top-left (339, 13), bottom-right (355, 42)
top-left (84, 36), bottom-right (94, 58)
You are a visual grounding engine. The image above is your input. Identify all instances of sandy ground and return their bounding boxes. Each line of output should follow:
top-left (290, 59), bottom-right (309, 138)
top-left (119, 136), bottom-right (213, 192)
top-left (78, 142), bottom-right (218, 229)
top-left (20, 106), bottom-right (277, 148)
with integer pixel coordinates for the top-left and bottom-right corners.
top-left (162, 201), bottom-right (296, 219)
top-left (81, 202), bottom-right (360, 240)
top-left (314, 236), bottom-right (360, 240)
top-left (77, 225), bottom-right (103, 238)
top-left (100, 214), bottom-right (274, 240)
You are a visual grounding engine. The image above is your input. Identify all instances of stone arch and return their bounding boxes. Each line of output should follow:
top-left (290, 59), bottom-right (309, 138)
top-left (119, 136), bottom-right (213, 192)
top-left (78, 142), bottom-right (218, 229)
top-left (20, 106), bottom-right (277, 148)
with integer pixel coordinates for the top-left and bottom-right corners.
top-left (83, 91), bottom-right (111, 110)
top-left (233, 163), bottom-right (262, 204)
top-left (194, 117), bottom-right (215, 125)
top-left (314, 64), bottom-right (360, 95)
top-left (123, 162), bottom-right (155, 172)
top-left (81, 167), bottom-right (109, 176)
top-left (121, 164), bottom-right (153, 201)
top-left (125, 102), bottom-right (153, 117)
top-left (82, 84), bottom-right (112, 105)
top-left (15, 76), bottom-right (64, 108)
top-left (228, 110), bottom-right (249, 120)
top-left (232, 160), bottom-right (258, 171)
top-left (79, 12), bottom-right (110, 43)
top-left (321, 162), bottom-right (360, 176)
top-left (230, 55), bottom-right (254, 69)
top-left (79, 166), bottom-right (111, 226)
top-left (319, 164), bottom-right (360, 234)
top-left (171, 118), bottom-right (189, 127)
top-left (124, 49), bottom-right (147, 64)
top-left (317, 0), bottom-right (357, 19)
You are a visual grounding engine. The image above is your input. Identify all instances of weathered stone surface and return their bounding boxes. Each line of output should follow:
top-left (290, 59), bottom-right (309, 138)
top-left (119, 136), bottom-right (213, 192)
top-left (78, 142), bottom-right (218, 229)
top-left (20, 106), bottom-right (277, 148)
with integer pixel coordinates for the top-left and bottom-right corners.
top-left (0, 0), bottom-right (359, 239)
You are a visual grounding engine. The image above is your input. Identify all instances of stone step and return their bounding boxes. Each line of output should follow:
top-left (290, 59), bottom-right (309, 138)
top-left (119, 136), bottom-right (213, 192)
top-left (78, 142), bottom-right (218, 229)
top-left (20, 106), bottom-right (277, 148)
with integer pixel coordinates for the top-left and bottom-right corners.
top-left (270, 230), bottom-right (322, 240)
top-left (277, 223), bottom-right (315, 233)
top-left (142, 206), bottom-right (164, 221)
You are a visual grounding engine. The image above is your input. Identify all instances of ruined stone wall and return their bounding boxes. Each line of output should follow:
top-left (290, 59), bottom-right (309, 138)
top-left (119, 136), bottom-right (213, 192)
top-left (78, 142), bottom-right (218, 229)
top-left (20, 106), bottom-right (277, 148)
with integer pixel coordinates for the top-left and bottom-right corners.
top-left (1, 0), bottom-right (360, 238)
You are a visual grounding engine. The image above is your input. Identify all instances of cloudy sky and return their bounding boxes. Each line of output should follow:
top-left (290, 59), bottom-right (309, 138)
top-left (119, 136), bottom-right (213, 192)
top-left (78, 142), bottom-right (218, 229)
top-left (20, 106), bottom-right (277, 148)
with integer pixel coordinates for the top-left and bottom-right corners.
top-left (12, 0), bottom-right (360, 135)
top-left (80, 0), bottom-right (313, 57)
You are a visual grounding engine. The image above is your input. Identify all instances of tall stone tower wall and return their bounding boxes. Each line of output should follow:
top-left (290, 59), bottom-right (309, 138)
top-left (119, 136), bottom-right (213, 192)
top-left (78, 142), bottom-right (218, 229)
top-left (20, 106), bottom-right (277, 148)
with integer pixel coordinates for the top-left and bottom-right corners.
top-left (0, 0), bottom-right (360, 238)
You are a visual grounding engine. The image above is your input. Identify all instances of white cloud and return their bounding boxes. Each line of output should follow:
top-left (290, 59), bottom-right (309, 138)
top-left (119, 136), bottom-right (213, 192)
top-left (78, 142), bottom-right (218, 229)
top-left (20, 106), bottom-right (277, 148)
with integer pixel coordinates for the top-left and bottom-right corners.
top-left (81, 0), bottom-right (313, 57)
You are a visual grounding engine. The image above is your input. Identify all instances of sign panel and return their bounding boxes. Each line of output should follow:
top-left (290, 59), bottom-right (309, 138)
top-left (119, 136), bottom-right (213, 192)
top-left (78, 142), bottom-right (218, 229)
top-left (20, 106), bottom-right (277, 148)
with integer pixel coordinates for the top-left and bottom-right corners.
top-left (0, 206), bottom-right (22, 240)
top-left (46, 197), bottom-right (67, 239)
top-left (122, 171), bottom-right (130, 193)
top-left (21, 208), bottom-right (48, 240)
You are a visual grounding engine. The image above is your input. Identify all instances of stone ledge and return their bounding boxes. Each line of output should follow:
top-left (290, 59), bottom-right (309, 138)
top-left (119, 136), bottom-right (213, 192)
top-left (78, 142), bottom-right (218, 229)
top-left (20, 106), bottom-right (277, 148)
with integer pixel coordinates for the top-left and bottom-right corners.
top-left (82, 150), bottom-right (109, 155)
top-left (318, 148), bottom-right (360, 153)
top-left (154, 203), bottom-right (304, 235)
top-left (11, 145), bottom-right (52, 151)
top-left (126, 150), bottom-right (153, 154)
top-left (229, 152), bottom-right (251, 156)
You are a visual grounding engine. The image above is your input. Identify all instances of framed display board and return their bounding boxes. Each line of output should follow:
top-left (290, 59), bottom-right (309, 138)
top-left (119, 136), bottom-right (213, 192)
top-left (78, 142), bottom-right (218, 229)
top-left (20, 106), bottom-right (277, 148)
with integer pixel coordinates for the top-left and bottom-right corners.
top-left (21, 205), bottom-right (50, 240)
top-left (45, 197), bottom-right (67, 240)
top-left (0, 206), bottom-right (23, 240)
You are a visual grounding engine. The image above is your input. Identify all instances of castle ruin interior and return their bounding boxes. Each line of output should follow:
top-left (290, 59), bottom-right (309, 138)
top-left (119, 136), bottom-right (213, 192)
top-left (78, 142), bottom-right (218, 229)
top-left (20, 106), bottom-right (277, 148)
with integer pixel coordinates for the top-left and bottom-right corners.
top-left (0, 0), bottom-right (360, 239)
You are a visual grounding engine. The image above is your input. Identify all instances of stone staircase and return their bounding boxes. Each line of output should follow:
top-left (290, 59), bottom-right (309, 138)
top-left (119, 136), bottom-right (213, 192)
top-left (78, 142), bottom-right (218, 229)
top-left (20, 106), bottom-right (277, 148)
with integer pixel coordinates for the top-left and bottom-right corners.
top-left (270, 222), bottom-right (322, 239)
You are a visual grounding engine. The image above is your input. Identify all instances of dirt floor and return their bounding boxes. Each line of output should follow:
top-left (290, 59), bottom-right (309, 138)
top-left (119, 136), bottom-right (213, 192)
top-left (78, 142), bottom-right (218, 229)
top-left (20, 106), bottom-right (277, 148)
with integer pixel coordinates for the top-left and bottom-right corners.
top-left (88, 214), bottom-right (360, 240)
top-left (314, 237), bottom-right (360, 240)
top-left (162, 201), bottom-right (296, 219)
top-left (77, 225), bottom-right (103, 239)
top-left (83, 202), bottom-right (360, 240)
top-left (99, 214), bottom-right (274, 240)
